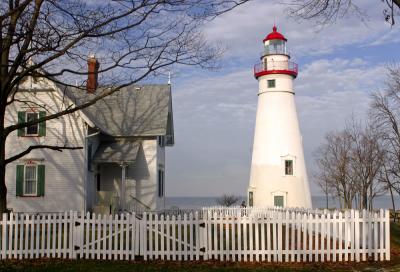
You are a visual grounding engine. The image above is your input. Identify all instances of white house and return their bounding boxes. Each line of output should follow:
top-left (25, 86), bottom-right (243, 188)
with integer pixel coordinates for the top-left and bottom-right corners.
top-left (248, 26), bottom-right (312, 208)
top-left (5, 57), bottom-right (174, 213)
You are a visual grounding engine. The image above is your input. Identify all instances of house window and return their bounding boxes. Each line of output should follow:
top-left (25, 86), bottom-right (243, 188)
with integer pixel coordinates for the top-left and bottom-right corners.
top-left (87, 144), bottom-right (92, 171)
top-left (248, 191), bottom-right (253, 207)
top-left (285, 160), bottom-right (293, 175)
top-left (158, 136), bottom-right (165, 147)
top-left (26, 112), bottom-right (39, 135)
top-left (267, 79), bottom-right (276, 88)
top-left (16, 163), bottom-right (45, 197)
top-left (96, 173), bottom-right (101, 191)
top-left (158, 169), bottom-right (164, 197)
top-left (17, 111), bottom-right (46, 137)
top-left (274, 195), bottom-right (284, 207)
top-left (24, 165), bottom-right (37, 195)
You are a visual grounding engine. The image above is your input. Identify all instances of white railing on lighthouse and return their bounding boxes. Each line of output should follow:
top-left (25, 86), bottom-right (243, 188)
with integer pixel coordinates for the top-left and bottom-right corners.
top-left (254, 60), bottom-right (298, 76)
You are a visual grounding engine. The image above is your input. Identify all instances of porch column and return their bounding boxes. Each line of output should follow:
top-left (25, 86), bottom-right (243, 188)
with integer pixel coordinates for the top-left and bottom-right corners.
top-left (120, 163), bottom-right (127, 211)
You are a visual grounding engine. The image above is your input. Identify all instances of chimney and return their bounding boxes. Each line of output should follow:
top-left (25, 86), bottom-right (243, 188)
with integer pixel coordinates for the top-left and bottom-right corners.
top-left (86, 55), bottom-right (99, 93)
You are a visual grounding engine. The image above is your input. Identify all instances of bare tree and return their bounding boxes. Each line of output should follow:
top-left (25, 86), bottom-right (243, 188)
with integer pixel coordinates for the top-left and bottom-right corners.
top-left (314, 130), bottom-right (355, 209)
top-left (215, 194), bottom-right (240, 207)
top-left (288, 0), bottom-right (400, 25)
top-left (314, 120), bottom-right (386, 210)
top-left (0, 0), bottom-right (252, 213)
top-left (347, 120), bottom-right (385, 210)
top-left (370, 65), bottom-right (400, 215)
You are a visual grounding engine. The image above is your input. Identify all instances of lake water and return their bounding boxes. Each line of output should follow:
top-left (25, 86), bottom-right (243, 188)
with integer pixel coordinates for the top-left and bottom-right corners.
top-left (165, 195), bottom-right (400, 210)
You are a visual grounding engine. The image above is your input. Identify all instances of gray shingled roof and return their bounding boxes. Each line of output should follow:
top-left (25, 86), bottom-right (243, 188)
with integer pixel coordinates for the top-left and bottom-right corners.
top-left (93, 139), bottom-right (141, 164)
top-left (66, 84), bottom-right (174, 145)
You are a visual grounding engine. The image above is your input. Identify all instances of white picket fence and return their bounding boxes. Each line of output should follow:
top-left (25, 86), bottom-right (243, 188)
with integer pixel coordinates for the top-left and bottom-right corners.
top-left (0, 208), bottom-right (391, 262)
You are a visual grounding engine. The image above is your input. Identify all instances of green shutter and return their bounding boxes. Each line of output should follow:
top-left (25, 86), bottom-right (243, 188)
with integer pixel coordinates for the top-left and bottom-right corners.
top-left (16, 165), bottom-right (24, 196)
top-left (37, 165), bottom-right (45, 196)
top-left (38, 111), bottom-right (46, 137)
top-left (17, 112), bottom-right (26, 137)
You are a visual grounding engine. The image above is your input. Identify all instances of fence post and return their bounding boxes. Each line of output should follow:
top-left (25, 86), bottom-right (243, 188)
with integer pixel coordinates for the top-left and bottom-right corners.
top-left (71, 211), bottom-right (77, 259)
top-left (379, 209), bottom-right (384, 261)
top-left (361, 210), bottom-right (366, 261)
top-left (1, 213), bottom-right (7, 259)
top-left (142, 212), bottom-right (147, 260)
top-left (385, 209), bottom-right (390, 261)
top-left (355, 210), bottom-right (360, 262)
top-left (202, 210), bottom-right (209, 260)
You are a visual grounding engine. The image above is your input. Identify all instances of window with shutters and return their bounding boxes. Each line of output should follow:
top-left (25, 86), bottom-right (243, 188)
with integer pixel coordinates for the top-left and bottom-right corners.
top-left (17, 111), bottom-right (46, 137)
top-left (16, 163), bottom-right (45, 197)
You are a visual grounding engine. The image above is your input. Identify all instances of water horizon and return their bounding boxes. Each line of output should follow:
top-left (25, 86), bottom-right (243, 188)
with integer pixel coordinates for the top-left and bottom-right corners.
top-left (165, 195), bottom-right (400, 210)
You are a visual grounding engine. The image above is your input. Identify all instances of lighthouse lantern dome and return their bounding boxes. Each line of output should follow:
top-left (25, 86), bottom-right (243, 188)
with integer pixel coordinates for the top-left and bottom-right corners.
top-left (263, 26), bottom-right (288, 56)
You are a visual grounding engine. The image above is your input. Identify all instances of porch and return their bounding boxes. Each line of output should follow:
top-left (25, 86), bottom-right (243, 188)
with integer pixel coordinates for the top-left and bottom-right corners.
top-left (90, 139), bottom-right (154, 214)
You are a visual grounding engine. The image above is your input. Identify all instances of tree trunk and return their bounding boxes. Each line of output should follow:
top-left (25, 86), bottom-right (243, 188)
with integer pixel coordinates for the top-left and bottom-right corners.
top-left (325, 192), bottom-right (329, 209)
top-left (389, 185), bottom-right (397, 222)
top-left (362, 190), bottom-right (368, 211)
top-left (0, 139), bottom-right (7, 215)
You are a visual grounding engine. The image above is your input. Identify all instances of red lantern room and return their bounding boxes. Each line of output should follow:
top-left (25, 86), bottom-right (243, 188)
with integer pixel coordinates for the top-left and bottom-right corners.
top-left (254, 25), bottom-right (298, 79)
top-left (263, 25), bottom-right (287, 42)
top-left (263, 25), bottom-right (288, 56)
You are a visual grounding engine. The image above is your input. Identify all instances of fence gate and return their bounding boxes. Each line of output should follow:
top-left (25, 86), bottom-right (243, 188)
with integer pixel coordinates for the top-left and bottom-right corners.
top-left (72, 212), bottom-right (140, 260)
top-left (142, 212), bottom-right (206, 260)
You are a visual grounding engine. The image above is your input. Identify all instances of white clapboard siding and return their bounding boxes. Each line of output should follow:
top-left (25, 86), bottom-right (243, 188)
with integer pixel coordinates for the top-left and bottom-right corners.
top-left (0, 208), bottom-right (391, 262)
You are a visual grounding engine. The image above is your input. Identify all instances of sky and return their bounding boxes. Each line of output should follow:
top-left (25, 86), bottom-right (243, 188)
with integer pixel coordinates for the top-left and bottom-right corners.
top-left (165, 0), bottom-right (400, 197)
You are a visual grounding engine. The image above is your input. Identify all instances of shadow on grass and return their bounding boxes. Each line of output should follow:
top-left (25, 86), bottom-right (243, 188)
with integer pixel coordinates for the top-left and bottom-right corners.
top-left (1, 259), bottom-right (400, 272)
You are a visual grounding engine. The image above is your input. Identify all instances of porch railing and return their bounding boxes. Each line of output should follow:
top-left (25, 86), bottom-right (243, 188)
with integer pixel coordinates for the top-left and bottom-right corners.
top-left (129, 195), bottom-right (151, 214)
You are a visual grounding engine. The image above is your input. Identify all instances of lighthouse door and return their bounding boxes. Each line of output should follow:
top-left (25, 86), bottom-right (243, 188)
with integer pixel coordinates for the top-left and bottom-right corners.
top-left (274, 195), bottom-right (284, 207)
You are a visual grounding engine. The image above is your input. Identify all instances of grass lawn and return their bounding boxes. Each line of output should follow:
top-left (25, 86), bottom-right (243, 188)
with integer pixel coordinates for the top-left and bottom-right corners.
top-left (0, 222), bottom-right (399, 272)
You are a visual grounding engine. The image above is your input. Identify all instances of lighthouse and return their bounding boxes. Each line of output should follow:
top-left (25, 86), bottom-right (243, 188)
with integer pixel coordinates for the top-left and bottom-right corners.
top-left (247, 26), bottom-right (312, 208)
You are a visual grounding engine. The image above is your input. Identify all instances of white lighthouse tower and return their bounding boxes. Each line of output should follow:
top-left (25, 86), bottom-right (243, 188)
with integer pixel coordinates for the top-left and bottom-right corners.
top-left (247, 26), bottom-right (312, 208)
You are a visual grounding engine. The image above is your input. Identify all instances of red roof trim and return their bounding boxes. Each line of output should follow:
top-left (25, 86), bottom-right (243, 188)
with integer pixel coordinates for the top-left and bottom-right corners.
top-left (263, 25), bottom-right (287, 43)
top-left (254, 70), bottom-right (297, 79)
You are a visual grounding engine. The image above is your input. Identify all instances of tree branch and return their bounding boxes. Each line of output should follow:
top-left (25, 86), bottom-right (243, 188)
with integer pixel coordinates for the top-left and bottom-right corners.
top-left (5, 145), bottom-right (83, 165)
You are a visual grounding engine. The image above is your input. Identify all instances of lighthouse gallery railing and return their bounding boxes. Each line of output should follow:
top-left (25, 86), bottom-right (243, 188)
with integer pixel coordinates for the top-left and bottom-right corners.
top-left (254, 60), bottom-right (298, 77)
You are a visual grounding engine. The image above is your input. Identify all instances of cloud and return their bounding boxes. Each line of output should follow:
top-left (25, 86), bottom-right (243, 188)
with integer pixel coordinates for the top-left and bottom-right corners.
top-left (167, 57), bottom-right (387, 197)
top-left (165, 0), bottom-right (400, 199)
top-left (202, 0), bottom-right (397, 60)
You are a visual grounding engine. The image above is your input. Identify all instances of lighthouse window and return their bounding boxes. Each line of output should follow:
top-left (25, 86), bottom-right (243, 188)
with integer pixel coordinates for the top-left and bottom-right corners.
top-left (267, 79), bottom-right (276, 88)
top-left (285, 160), bottom-right (293, 175)
top-left (248, 191), bottom-right (253, 207)
top-left (274, 195), bottom-right (284, 207)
